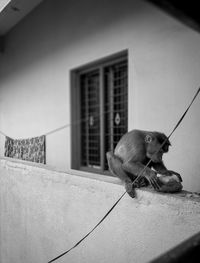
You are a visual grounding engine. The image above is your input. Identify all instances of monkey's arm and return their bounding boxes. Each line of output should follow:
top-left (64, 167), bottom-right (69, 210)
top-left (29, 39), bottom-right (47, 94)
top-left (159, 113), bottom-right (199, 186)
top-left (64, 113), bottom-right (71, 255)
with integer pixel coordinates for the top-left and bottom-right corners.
top-left (122, 161), bottom-right (162, 190)
top-left (151, 161), bottom-right (168, 174)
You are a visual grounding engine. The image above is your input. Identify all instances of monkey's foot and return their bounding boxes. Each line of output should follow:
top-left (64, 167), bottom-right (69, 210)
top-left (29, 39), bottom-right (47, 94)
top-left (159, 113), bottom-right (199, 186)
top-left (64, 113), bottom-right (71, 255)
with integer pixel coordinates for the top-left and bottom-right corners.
top-left (125, 182), bottom-right (136, 198)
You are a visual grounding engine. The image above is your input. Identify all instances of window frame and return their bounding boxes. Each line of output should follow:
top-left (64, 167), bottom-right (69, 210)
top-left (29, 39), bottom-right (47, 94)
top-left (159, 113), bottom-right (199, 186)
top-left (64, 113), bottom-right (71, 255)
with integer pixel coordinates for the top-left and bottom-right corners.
top-left (70, 50), bottom-right (128, 175)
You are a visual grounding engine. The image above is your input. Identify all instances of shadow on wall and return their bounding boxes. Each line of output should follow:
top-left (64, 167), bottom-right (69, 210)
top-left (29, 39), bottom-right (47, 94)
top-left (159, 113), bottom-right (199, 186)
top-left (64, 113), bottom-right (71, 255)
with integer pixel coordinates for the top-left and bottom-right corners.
top-left (150, 231), bottom-right (200, 263)
top-left (0, 0), bottom-right (146, 80)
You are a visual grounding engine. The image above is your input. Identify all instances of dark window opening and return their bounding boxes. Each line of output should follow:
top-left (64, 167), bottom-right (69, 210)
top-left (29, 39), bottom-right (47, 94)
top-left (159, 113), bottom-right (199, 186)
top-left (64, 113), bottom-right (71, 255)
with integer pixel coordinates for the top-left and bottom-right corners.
top-left (71, 51), bottom-right (128, 174)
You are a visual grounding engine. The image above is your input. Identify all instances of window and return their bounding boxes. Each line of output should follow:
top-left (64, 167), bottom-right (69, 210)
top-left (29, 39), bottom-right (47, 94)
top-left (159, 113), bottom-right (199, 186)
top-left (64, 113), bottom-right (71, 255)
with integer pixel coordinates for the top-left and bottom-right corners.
top-left (71, 51), bottom-right (128, 174)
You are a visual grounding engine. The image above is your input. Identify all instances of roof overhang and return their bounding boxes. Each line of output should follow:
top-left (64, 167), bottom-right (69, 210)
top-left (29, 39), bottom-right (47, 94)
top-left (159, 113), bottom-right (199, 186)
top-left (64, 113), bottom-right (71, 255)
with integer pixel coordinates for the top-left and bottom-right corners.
top-left (0, 0), bottom-right (200, 37)
top-left (146, 0), bottom-right (200, 32)
top-left (0, 0), bottom-right (43, 35)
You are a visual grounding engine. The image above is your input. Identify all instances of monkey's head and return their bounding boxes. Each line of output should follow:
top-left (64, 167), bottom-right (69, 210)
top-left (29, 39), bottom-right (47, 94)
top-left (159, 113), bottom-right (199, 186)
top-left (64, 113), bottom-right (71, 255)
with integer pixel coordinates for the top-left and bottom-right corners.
top-left (145, 132), bottom-right (171, 163)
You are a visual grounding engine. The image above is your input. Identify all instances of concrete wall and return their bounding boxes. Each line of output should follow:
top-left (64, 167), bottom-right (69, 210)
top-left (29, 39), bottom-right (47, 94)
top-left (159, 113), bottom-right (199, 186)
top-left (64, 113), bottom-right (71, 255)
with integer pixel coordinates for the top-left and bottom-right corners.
top-left (0, 158), bottom-right (200, 263)
top-left (0, 0), bottom-right (200, 191)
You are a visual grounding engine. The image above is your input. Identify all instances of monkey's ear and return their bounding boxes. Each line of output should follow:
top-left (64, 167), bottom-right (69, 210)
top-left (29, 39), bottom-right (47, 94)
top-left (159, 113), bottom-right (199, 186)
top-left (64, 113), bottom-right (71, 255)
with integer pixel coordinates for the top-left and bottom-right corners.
top-left (145, 134), bottom-right (153, 143)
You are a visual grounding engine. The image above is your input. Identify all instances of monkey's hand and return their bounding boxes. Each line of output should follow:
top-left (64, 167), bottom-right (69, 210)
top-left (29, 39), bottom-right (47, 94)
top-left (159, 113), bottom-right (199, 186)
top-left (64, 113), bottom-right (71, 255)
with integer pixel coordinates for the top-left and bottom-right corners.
top-left (133, 177), bottom-right (149, 188)
top-left (160, 170), bottom-right (182, 182)
top-left (156, 172), bottom-right (183, 193)
top-left (144, 171), bottom-right (163, 190)
top-left (125, 181), bottom-right (136, 198)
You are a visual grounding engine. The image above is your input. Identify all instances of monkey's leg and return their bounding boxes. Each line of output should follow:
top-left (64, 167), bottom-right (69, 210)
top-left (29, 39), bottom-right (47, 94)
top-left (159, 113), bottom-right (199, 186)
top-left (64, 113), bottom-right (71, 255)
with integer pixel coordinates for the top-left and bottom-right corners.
top-left (122, 161), bottom-right (162, 190)
top-left (106, 152), bottom-right (136, 198)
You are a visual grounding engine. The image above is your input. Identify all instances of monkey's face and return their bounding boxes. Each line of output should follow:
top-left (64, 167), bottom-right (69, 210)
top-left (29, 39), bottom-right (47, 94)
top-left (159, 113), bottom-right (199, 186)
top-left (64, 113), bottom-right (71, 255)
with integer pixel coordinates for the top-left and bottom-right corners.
top-left (145, 133), bottom-right (170, 163)
top-left (147, 148), bottom-right (163, 163)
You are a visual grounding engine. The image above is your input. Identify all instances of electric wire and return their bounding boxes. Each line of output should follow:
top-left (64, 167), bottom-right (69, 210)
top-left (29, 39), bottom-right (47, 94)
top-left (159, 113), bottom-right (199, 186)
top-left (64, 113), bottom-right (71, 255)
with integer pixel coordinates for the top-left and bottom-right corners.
top-left (133, 87), bottom-right (200, 185)
top-left (0, 110), bottom-right (112, 140)
top-left (47, 87), bottom-right (200, 262)
top-left (0, 88), bottom-right (199, 262)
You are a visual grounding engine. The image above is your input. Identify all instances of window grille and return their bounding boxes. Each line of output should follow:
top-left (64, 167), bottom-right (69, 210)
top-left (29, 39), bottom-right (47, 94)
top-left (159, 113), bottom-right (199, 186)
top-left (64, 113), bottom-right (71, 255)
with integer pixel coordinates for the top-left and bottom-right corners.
top-left (104, 61), bottom-right (128, 160)
top-left (80, 70), bottom-right (101, 168)
top-left (71, 51), bottom-right (128, 173)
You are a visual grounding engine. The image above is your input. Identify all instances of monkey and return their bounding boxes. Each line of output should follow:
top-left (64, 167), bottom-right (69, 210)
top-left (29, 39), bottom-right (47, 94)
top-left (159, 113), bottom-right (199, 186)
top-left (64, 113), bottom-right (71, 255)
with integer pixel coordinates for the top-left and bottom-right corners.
top-left (106, 129), bottom-right (182, 198)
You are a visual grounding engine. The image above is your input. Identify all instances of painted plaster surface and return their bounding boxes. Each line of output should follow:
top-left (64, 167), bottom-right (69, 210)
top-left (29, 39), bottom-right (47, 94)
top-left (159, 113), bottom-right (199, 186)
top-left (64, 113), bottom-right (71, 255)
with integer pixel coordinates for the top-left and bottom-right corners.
top-left (0, 159), bottom-right (200, 263)
top-left (0, 0), bottom-right (200, 192)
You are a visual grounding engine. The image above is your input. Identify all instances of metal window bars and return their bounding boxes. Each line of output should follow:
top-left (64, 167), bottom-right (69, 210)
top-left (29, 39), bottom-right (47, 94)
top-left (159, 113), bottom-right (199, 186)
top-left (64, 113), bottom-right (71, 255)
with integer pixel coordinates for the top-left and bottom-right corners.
top-left (104, 60), bottom-right (128, 169)
top-left (80, 70), bottom-right (101, 168)
top-left (80, 59), bottom-right (128, 170)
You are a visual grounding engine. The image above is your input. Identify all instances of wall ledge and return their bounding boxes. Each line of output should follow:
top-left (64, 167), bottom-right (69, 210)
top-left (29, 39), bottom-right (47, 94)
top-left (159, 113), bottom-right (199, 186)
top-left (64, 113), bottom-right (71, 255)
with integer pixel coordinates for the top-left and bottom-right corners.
top-left (1, 156), bottom-right (200, 208)
top-left (0, 156), bottom-right (121, 184)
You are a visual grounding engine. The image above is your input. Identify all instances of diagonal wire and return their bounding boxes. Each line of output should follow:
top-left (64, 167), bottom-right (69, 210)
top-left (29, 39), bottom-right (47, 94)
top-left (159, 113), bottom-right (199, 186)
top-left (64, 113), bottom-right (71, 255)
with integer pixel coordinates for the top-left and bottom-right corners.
top-left (132, 87), bottom-right (200, 185)
top-left (0, 110), bottom-right (112, 140)
top-left (48, 191), bottom-right (126, 263)
top-left (48, 87), bottom-right (200, 262)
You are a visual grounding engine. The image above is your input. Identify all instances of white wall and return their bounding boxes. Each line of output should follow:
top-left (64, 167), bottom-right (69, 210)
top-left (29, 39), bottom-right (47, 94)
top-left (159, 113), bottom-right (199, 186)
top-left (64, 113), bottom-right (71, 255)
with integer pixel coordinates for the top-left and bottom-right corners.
top-left (0, 0), bottom-right (200, 191)
top-left (0, 159), bottom-right (200, 263)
